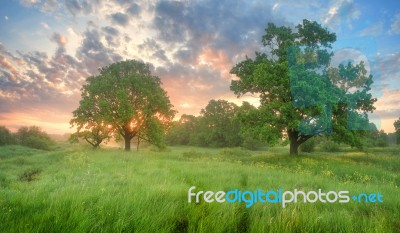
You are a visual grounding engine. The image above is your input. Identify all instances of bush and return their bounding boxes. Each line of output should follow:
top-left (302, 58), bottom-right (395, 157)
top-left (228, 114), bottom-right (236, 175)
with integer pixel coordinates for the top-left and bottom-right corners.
top-left (321, 140), bottom-right (340, 152)
top-left (219, 148), bottom-right (251, 157)
top-left (16, 126), bottom-right (55, 150)
top-left (24, 136), bottom-right (54, 151)
top-left (242, 136), bottom-right (264, 151)
top-left (300, 139), bottom-right (316, 153)
top-left (0, 126), bottom-right (14, 146)
top-left (376, 139), bottom-right (388, 147)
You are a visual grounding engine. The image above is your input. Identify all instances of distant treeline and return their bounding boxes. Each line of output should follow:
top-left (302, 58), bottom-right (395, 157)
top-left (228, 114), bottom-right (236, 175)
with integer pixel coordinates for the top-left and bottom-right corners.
top-left (0, 126), bottom-right (55, 150)
top-left (166, 99), bottom-right (264, 150)
top-left (166, 99), bottom-right (398, 150)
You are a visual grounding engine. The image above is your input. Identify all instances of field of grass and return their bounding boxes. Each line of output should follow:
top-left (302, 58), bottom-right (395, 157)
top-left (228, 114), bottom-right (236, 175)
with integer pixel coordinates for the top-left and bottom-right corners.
top-left (0, 144), bottom-right (399, 232)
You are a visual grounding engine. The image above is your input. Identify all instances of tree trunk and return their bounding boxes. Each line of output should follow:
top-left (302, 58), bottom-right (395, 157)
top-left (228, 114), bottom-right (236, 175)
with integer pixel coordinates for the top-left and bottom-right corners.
top-left (288, 129), bottom-right (299, 156)
top-left (288, 129), bottom-right (313, 155)
top-left (124, 135), bottom-right (131, 151)
top-left (290, 139), bottom-right (299, 155)
top-left (137, 135), bottom-right (140, 151)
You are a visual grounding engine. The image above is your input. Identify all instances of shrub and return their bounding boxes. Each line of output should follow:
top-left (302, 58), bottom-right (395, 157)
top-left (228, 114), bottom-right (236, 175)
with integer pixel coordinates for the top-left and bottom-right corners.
top-left (24, 136), bottom-right (54, 151)
top-left (321, 140), bottom-right (340, 152)
top-left (242, 136), bottom-right (264, 151)
top-left (0, 126), bottom-right (14, 146)
top-left (300, 138), bottom-right (316, 153)
top-left (376, 139), bottom-right (388, 147)
top-left (16, 126), bottom-right (55, 150)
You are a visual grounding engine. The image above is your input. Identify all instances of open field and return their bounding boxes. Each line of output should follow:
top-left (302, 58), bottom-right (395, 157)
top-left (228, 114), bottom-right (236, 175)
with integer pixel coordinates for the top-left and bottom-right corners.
top-left (0, 144), bottom-right (399, 232)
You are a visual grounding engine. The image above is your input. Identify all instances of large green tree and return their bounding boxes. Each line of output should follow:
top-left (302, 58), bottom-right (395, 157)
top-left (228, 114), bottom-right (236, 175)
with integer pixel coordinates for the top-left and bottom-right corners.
top-left (198, 99), bottom-right (242, 147)
top-left (71, 60), bottom-right (175, 151)
top-left (230, 20), bottom-right (377, 155)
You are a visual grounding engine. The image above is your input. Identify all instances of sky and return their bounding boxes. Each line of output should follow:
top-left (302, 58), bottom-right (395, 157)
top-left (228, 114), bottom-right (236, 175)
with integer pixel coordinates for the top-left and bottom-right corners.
top-left (0, 0), bottom-right (399, 134)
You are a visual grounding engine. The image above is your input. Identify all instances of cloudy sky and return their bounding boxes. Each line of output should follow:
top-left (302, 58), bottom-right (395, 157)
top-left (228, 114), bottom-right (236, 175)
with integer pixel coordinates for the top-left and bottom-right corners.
top-left (0, 0), bottom-right (399, 134)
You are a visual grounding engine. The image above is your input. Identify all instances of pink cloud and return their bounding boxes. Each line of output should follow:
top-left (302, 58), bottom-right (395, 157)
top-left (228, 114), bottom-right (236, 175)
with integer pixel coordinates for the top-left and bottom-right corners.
top-left (375, 89), bottom-right (400, 113)
top-left (372, 89), bottom-right (400, 133)
top-left (0, 55), bottom-right (19, 81)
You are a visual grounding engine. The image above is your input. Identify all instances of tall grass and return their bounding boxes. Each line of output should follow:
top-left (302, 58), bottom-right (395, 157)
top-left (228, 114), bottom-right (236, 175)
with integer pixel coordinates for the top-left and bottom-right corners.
top-left (0, 145), bottom-right (399, 232)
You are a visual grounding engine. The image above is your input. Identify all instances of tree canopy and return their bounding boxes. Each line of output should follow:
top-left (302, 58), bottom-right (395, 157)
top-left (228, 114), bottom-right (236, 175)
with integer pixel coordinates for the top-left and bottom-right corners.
top-left (198, 99), bottom-right (242, 147)
top-left (166, 100), bottom-right (243, 148)
top-left (230, 19), bottom-right (377, 155)
top-left (166, 99), bottom-right (267, 149)
top-left (70, 60), bottom-right (175, 151)
top-left (69, 90), bottom-right (112, 148)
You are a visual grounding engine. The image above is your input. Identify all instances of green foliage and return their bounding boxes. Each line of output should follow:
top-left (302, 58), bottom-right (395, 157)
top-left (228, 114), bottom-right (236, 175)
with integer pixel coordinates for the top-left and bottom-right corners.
top-left (385, 132), bottom-right (397, 145)
top-left (68, 126), bottom-right (111, 149)
top-left (364, 129), bottom-right (388, 147)
top-left (167, 100), bottom-right (243, 148)
top-left (230, 19), bottom-right (376, 155)
top-left (71, 60), bottom-right (175, 150)
top-left (200, 100), bottom-right (243, 147)
top-left (69, 91), bottom-right (113, 149)
top-left (241, 134), bottom-right (265, 150)
top-left (140, 116), bottom-right (168, 149)
top-left (397, 132), bottom-right (400, 145)
top-left (394, 118), bottom-right (400, 144)
top-left (235, 102), bottom-right (269, 150)
top-left (167, 101), bottom-right (271, 150)
top-left (299, 138), bottom-right (317, 152)
top-left (15, 126), bottom-right (55, 150)
top-left (373, 130), bottom-right (389, 147)
top-left (320, 140), bottom-right (341, 152)
top-left (166, 100), bottom-right (269, 149)
top-left (376, 139), bottom-right (388, 147)
top-left (166, 118), bottom-right (190, 146)
top-left (394, 117), bottom-right (400, 131)
top-left (0, 126), bottom-right (14, 145)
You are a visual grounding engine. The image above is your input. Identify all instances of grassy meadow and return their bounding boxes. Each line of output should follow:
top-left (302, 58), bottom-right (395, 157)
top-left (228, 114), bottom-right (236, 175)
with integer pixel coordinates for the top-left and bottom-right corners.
top-left (0, 144), bottom-right (399, 232)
